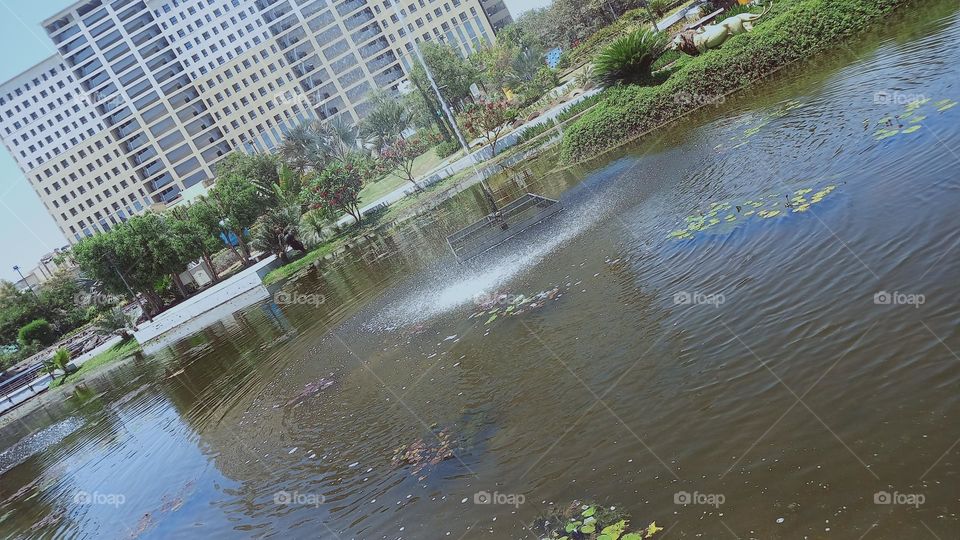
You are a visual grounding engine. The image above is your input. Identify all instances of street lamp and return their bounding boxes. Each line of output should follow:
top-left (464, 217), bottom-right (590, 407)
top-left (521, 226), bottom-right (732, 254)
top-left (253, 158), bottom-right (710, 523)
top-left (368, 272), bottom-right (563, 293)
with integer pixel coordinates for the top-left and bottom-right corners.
top-left (12, 265), bottom-right (34, 294)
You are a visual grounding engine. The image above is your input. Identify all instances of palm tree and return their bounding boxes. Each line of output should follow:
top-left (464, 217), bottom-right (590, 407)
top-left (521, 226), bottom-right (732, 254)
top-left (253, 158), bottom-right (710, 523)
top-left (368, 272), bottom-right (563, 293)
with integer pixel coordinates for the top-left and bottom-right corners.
top-left (279, 120), bottom-right (328, 178)
top-left (361, 89), bottom-right (412, 151)
top-left (323, 115), bottom-right (363, 162)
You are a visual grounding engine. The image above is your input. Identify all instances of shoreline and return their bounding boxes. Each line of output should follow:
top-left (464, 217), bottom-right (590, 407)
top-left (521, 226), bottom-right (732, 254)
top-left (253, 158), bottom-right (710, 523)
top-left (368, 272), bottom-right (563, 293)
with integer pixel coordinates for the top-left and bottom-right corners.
top-left (560, 0), bottom-right (917, 163)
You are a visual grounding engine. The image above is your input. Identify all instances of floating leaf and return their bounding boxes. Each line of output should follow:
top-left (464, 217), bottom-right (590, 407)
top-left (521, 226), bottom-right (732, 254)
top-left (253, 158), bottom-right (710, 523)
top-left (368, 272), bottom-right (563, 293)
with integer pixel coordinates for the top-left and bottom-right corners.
top-left (581, 506), bottom-right (596, 517)
top-left (936, 99), bottom-right (957, 112)
top-left (874, 128), bottom-right (899, 140)
top-left (484, 314), bottom-right (498, 325)
top-left (901, 125), bottom-right (922, 134)
top-left (645, 521), bottom-right (665, 537)
top-left (795, 188), bottom-right (813, 195)
top-left (580, 522), bottom-right (596, 534)
top-left (622, 534), bottom-right (644, 540)
top-left (600, 519), bottom-right (628, 538)
top-left (565, 521), bottom-right (581, 533)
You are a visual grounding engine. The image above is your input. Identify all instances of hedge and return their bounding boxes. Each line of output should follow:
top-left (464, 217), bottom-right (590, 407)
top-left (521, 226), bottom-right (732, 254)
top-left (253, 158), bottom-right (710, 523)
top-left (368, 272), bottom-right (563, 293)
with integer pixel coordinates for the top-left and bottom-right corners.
top-left (560, 0), bottom-right (913, 162)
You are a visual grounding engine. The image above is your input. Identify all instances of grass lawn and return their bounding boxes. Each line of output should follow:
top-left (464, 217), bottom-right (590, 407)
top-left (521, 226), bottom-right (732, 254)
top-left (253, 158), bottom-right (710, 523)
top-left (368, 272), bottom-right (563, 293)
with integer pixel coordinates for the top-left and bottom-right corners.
top-left (262, 237), bottom-right (349, 285)
top-left (358, 147), bottom-right (465, 206)
top-left (50, 338), bottom-right (141, 389)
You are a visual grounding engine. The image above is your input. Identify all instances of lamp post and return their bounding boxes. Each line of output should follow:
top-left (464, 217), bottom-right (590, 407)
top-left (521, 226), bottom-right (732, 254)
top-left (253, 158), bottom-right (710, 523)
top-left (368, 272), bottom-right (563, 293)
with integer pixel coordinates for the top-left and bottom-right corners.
top-left (12, 265), bottom-right (34, 294)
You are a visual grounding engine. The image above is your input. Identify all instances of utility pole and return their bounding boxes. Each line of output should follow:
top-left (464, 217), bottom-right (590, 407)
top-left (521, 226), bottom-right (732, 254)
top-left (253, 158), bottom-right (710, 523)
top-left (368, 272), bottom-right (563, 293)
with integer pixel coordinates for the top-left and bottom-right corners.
top-left (107, 252), bottom-right (151, 324)
top-left (390, 2), bottom-right (501, 214)
top-left (12, 265), bottom-right (34, 294)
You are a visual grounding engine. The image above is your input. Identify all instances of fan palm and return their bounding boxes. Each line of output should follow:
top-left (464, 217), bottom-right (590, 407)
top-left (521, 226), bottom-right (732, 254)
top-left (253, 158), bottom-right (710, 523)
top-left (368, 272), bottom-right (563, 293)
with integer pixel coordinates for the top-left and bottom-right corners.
top-left (593, 28), bottom-right (666, 87)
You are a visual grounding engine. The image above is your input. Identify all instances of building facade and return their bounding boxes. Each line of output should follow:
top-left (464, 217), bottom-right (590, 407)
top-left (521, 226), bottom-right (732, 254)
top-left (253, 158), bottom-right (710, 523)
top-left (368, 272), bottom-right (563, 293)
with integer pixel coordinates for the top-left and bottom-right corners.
top-left (0, 0), bottom-right (505, 243)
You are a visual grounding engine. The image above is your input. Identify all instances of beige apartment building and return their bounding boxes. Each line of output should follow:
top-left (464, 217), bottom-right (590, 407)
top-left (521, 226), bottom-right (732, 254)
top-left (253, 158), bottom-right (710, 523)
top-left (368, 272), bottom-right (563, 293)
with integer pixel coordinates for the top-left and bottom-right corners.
top-left (0, 0), bottom-right (506, 243)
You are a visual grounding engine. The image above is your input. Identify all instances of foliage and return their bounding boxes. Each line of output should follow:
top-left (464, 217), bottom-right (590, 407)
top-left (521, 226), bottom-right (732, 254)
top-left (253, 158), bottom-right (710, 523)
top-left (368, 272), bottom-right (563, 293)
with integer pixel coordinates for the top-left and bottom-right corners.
top-left (647, 0), bottom-right (671, 18)
top-left (360, 89), bottom-right (412, 151)
top-left (209, 174), bottom-right (268, 262)
top-left (50, 338), bottom-right (140, 389)
top-left (561, 0), bottom-right (908, 162)
top-left (530, 500), bottom-right (662, 540)
top-left (18, 319), bottom-right (55, 347)
top-left (435, 140), bottom-right (461, 159)
top-left (72, 213), bottom-right (186, 314)
top-left (380, 136), bottom-right (432, 189)
top-left (94, 308), bottom-right (134, 337)
top-left (278, 120), bottom-right (329, 176)
top-left (43, 348), bottom-right (72, 378)
top-left (0, 273), bottom-right (93, 349)
top-left (514, 0), bottom-right (650, 50)
top-left (304, 156), bottom-right (373, 224)
top-left (515, 121), bottom-right (556, 146)
top-left (416, 42), bottom-right (480, 109)
top-left (593, 28), bottom-right (666, 87)
top-left (557, 92), bottom-right (605, 123)
top-left (565, 8), bottom-right (652, 67)
top-left (251, 204), bottom-right (302, 263)
top-left (299, 209), bottom-right (333, 247)
top-left (214, 152), bottom-right (281, 205)
top-left (461, 99), bottom-right (519, 157)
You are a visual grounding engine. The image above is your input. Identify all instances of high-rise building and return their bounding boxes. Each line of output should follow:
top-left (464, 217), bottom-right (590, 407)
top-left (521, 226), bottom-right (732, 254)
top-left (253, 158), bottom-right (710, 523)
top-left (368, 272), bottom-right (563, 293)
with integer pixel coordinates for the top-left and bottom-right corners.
top-left (0, 0), bottom-right (506, 243)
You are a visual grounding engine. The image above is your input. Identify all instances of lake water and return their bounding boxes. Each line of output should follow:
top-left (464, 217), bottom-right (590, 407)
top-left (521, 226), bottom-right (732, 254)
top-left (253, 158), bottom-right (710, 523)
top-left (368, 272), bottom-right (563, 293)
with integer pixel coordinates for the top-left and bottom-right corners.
top-left (2, 2), bottom-right (959, 538)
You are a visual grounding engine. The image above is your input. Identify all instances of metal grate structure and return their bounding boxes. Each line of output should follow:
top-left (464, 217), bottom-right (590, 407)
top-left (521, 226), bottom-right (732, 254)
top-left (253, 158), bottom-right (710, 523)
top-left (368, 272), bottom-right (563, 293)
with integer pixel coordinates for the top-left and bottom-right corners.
top-left (447, 193), bottom-right (563, 261)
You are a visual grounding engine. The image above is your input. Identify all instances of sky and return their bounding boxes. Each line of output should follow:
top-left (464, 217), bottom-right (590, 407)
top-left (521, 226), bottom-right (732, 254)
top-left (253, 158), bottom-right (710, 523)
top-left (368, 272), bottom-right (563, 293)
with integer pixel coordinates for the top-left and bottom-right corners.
top-left (0, 0), bottom-right (551, 283)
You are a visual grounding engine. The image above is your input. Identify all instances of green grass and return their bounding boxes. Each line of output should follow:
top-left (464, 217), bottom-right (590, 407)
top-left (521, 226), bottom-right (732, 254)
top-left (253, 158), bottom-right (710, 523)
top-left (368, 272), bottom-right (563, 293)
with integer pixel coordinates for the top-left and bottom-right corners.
top-left (49, 338), bottom-right (141, 388)
top-left (358, 147), bottom-right (465, 206)
top-left (560, 0), bottom-right (913, 163)
top-left (261, 238), bottom-right (348, 285)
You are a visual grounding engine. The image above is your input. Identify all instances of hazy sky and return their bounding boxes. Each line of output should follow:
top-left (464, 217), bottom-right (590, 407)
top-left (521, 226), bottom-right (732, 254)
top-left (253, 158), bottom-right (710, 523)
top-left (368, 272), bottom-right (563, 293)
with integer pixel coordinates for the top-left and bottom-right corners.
top-left (0, 0), bottom-right (551, 283)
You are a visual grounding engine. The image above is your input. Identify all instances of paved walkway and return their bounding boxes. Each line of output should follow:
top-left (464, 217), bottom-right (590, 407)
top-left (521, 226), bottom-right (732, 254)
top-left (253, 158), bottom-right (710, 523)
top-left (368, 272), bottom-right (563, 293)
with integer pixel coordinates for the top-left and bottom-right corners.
top-left (336, 87), bottom-right (603, 226)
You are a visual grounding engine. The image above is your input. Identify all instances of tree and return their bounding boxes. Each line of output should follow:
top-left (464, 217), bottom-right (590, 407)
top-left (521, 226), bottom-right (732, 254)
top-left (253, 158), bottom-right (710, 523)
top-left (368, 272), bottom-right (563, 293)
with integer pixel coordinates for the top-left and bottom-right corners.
top-left (168, 207), bottom-right (221, 283)
top-left (251, 204), bottom-right (302, 263)
top-left (461, 99), bottom-right (519, 157)
top-left (214, 152), bottom-right (281, 206)
top-left (304, 156), bottom-right (373, 225)
top-left (380, 136), bottom-right (431, 191)
top-left (209, 174), bottom-right (268, 264)
top-left (185, 198), bottom-right (243, 273)
top-left (361, 89), bottom-right (412, 151)
top-left (279, 120), bottom-right (329, 178)
top-left (417, 42), bottom-right (480, 109)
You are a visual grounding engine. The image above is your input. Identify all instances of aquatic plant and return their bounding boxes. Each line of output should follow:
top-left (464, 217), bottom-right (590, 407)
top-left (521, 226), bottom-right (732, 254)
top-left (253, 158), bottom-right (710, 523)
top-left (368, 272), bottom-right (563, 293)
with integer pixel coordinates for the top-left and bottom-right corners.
top-left (531, 500), bottom-right (663, 539)
top-left (592, 29), bottom-right (667, 88)
top-left (468, 285), bottom-right (568, 326)
top-left (667, 184), bottom-right (838, 241)
top-left (872, 97), bottom-right (957, 141)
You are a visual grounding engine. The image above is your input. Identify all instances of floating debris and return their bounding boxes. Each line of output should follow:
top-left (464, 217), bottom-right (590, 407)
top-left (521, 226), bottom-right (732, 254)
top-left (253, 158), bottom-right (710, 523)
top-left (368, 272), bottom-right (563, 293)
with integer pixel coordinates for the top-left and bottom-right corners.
top-left (391, 428), bottom-right (456, 475)
top-left (667, 184), bottom-right (838, 241)
top-left (286, 376), bottom-right (336, 406)
top-left (467, 285), bottom-right (568, 326)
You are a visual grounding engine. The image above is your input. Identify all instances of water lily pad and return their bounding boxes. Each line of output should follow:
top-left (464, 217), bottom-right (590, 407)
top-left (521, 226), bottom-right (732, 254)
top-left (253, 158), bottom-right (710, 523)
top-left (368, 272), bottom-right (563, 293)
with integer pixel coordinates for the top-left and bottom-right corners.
top-left (580, 522), bottom-right (596, 534)
top-left (910, 115), bottom-right (926, 123)
top-left (901, 125), bottom-right (922, 134)
top-left (485, 314), bottom-right (498, 325)
top-left (935, 99), bottom-right (957, 112)
top-left (565, 521), bottom-right (581, 533)
top-left (874, 128), bottom-right (899, 140)
top-left (645, 521), bottom-right (665, 537)
top-left (600, 519), bottom-right (628, 538)
top-left (582, 506), bottom-right (597, 517)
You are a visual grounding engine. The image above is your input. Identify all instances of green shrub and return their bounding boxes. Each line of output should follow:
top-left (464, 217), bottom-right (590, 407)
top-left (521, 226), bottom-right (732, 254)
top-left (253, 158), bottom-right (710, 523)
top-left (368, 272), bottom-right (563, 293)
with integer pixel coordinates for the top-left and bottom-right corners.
top-left (515, 122), bottom-right (556, 146)
top-left (557, 92), bottom-right (605, 123)
top-left (593, 29), bottom-right (666, 87)
top-left (434, 140), bottom-right (461, 159)
top-left (561, 0), bottom-right (910, 162)
top-left (648, 0), bottom-right (671, 18)
top-left (18, 319), bottom-right (55, 347)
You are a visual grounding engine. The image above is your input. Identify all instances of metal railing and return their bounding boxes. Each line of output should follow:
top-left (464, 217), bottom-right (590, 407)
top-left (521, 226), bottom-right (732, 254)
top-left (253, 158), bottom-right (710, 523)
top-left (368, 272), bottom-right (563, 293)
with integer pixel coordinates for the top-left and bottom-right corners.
top-left (447, 193), bottom-right (562, 261)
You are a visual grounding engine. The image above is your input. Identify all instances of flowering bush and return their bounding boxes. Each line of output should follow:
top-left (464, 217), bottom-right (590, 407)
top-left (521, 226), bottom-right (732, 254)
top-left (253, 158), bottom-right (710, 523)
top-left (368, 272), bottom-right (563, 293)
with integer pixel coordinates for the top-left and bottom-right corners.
top-left (304, 156), bottom-right (373, 224)
top-left (461, 98), bottom-right (518, 156)
top-left (380, 136), bottom-right (431, 190)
